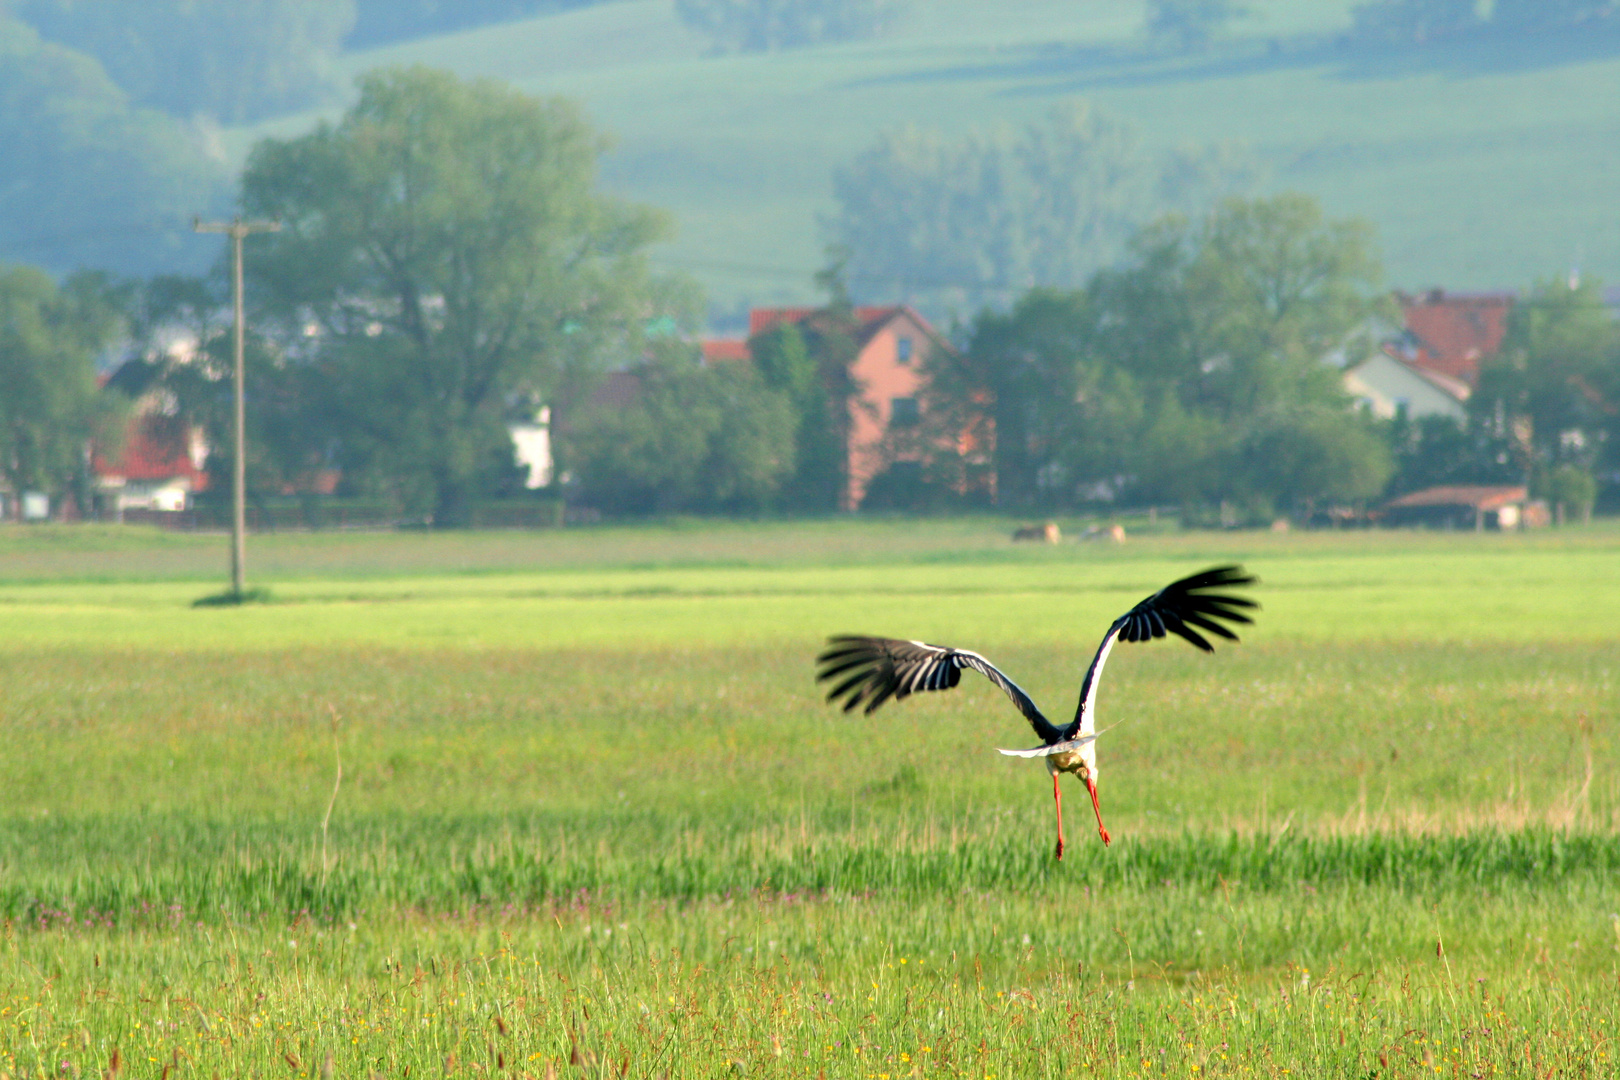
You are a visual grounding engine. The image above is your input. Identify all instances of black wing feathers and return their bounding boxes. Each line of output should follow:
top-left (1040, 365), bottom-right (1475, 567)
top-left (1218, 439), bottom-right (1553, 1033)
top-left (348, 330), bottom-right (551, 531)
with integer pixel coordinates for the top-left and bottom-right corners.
top-left (815, 636), bottom-right (1063, 744)
top-left (1115, 564), bottom-right (1257, 653)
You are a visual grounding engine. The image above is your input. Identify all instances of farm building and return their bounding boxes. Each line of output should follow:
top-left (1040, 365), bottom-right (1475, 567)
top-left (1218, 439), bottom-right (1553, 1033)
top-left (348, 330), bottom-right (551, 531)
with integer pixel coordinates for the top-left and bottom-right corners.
top-left (1383, 485), bottom-right (1548, 530)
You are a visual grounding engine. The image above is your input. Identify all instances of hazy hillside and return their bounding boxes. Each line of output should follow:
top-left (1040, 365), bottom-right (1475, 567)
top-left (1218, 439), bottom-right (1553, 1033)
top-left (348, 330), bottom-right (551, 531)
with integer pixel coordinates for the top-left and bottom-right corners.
top-left (226, 0), bottom-right (1620, 321)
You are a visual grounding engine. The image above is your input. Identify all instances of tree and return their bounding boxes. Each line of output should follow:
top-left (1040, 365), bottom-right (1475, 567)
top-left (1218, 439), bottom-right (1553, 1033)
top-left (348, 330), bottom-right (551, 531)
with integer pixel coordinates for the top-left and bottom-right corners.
top-left (1348, 0), bottom-right (1482, 44)
top-left (942, 194), bottom-right (1392, 516)
top-left (941, 288), bottom-right (1142, 509)
top-left (0, 15), bottom-right (226, 277)
top-left (16, 0), bottom-right (357, 123)
top-left (674, 0), bottom-right (904, 53)
top-left (567, 347), bottom-right (796, 514)
top-left (1491, 0), bottom-right (1619, 31)
top-left (1472, 277), bottom-right (1619, 502)
top-left (827, 104), bottom-right (1255, 318)
top-left (1544, 463), bottom-right (1597, 524)
top-left (749, 320), bottom-right (848, 511)
top-left (0, 264), bottom-right (127, 511)
top-left (1146, 0), bottom-right (1247, 51)
top-left (239, 67), bottom-right (688, 526)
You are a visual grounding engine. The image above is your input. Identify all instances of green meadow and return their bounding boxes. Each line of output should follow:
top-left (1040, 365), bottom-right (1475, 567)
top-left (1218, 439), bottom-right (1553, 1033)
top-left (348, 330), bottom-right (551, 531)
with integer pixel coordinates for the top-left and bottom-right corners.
top-left (1, 520), bottom-right (1618, 1077)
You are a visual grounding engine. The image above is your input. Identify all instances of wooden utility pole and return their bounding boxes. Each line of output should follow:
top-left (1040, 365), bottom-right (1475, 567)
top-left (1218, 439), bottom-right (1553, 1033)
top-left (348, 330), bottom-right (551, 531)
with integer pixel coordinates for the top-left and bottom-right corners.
top-left (193, 216), bottom-right (280, 599)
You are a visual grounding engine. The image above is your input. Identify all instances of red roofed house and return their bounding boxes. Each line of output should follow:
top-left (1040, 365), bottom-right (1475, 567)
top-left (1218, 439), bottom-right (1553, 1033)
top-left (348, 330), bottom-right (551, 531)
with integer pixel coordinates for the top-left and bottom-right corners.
top-left (700, 338), bottom-right (752, 364)
top-left (92, 408), bottom-right (210, 514)
top-left (1394, 288), bottom-right (1515, 387)
top-left (1343, 289), bottom-right (1515, 424)
top-left (91, 364), bottom-right (210, 516)
top-left (712, 305), bottom-right (975, 510)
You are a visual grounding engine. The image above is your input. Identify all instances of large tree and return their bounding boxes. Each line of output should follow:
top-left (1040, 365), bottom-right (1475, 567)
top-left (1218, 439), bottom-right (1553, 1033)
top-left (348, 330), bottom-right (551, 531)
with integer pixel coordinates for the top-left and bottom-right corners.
top-left (567, 345), bottom-right (796, 514)
top-left (1472, 277), bottom-right (1619, 506)
top-left (240, 67), bottom-right (688, 526)
top-left (0, 264), bottom-right (127, 511)
top-left (935, 194), bottom-right (1392, 516)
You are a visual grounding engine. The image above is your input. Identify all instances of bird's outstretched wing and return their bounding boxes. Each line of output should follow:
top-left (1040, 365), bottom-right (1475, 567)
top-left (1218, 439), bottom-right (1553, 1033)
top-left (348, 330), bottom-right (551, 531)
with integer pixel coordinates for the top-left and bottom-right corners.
top-left (1064, 565), bottom-right (1258, 740)
top-left (816, 636), bottom-right (1064, 745)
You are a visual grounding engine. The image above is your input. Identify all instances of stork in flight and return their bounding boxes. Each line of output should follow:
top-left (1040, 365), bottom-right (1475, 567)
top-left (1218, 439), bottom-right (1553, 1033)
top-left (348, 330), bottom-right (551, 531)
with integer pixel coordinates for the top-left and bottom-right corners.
top-left (815, 565), bottom-right (1257, 859)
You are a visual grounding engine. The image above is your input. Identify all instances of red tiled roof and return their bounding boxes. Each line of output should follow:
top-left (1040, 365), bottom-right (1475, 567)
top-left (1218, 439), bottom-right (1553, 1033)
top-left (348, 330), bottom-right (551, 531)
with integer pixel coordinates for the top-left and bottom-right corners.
top-left (748, 306), bottom-right (905, 337)
top-left (91, 414), bottom-right (209, 489)
top-left (1397, 289), bottom-right (1514, 386)
top-left (701, 339), bottom-right (752, 363)
top-left (1386, 485), bottom-right (1526, 510)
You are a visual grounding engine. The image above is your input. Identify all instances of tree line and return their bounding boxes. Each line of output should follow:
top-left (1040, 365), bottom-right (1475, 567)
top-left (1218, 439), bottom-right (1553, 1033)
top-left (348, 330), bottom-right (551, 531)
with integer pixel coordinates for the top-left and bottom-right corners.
top-left (3, 67), bottom-right (1615, 526)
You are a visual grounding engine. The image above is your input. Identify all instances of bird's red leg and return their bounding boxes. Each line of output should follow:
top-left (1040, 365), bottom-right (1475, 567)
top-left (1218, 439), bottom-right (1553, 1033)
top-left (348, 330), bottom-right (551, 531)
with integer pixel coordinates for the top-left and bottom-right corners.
top-left (1052, 771), bottom-right (1066, 861)
top-left (1086, 776), bottom-right (1111, 847)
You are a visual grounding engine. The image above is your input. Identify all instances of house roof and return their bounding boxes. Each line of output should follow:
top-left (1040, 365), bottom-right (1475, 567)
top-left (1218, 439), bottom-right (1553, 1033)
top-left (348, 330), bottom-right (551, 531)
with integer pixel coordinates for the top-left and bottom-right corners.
top-left (701, 339), bottom-right (751, 363)
top-left (1385, 484), bottom-right (1527, 510)
top-left (1402, 358), bottom-right (1472, 403)
top-left (1395, 289), bottom-right (1515, 386)
top-left (748, 305), bottom-right (905, 337)
top-left (746, 304), bottom-right (950, 354)
top-left (92, 415), bottom-right (209, 489)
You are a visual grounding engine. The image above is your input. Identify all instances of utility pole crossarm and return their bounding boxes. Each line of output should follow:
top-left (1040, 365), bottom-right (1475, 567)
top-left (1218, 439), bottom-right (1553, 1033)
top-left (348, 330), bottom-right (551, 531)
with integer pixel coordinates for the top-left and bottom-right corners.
top-left (193, 216), bottom-right (281, 600)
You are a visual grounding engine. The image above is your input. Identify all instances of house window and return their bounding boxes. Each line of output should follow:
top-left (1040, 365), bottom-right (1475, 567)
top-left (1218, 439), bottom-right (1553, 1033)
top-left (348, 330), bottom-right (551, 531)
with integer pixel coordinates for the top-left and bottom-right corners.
top-left (896, 336), bottom-right (913, 364)
top-left (890, 396), bottom-right (919, 427)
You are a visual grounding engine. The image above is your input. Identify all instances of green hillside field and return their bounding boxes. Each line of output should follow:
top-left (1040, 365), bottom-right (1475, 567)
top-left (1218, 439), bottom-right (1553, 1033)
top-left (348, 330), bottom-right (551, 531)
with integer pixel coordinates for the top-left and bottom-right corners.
top-left (0, 520), bottom-right (1617, 1075)
top-left (225, 0), bottom-right (1620, 316)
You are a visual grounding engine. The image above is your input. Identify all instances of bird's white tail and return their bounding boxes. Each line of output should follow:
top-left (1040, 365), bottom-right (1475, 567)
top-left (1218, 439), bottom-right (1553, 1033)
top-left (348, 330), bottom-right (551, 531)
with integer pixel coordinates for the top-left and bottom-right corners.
top-left (997, 736), bottom-right (1097, 758)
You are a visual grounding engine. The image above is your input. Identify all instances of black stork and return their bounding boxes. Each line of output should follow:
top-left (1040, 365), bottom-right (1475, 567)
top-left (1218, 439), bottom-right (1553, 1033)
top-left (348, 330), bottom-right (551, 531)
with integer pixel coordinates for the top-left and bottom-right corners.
top-left (815, 565), bottom-right (1258, 858)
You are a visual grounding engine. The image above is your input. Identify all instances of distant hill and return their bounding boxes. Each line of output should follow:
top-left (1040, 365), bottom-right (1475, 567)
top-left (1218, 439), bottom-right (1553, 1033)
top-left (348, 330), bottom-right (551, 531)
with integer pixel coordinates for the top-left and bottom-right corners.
top-left (217, 0), bottom-right (1620, 321)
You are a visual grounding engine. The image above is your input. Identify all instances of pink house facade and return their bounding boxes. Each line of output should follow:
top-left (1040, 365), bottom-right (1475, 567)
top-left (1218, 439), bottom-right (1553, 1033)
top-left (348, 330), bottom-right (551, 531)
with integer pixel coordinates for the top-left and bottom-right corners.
top-left (711, 305), bottom-right (961, 510)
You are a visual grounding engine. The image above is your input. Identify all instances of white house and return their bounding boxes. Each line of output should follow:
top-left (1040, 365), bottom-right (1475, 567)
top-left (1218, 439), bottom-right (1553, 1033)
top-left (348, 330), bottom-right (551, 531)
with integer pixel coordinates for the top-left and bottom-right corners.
top-left (509, 406), bottom-right (553, 489)
top-left (1344, 351), bottom-right (1471, 423)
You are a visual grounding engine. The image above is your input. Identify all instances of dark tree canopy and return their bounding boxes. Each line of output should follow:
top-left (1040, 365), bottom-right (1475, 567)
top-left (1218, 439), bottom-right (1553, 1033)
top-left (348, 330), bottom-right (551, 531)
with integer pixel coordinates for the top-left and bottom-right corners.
top-left (1348, 0), bottom-right (1481, 44)
top-left (566, 346), bottom-right (796, 514)
top-left (919, 194), bottom-right (1392, 518)
top-left (1146, 0), bottom-right (1248, 51)
top-left (1472, 277), bottom-right (1620, 506)
top-left (0, 264), bottom-right (128, 506)
top-left (675, 0), bottom-right (905, 53)
top-left (240, 67), bottom-right (688, 526)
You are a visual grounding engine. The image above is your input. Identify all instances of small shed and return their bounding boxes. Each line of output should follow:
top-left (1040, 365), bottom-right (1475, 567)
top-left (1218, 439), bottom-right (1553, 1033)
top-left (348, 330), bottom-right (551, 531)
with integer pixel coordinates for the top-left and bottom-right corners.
top-left (1383, 485), bottom-right (1547, 530)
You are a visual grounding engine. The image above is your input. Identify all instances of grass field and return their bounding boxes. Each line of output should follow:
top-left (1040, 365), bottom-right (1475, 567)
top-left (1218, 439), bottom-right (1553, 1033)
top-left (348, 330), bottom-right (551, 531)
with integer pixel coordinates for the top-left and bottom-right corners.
top-left (225, 0), bottom-right (1620, 312)
top-left (1, 520), bottom-right (1617, 1076)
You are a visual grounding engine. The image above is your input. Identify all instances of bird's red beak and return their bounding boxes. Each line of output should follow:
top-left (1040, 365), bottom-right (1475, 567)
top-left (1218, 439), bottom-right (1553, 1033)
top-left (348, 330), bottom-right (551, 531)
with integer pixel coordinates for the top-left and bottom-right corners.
top-left (1086, 775), bottom-right (1110, 847)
